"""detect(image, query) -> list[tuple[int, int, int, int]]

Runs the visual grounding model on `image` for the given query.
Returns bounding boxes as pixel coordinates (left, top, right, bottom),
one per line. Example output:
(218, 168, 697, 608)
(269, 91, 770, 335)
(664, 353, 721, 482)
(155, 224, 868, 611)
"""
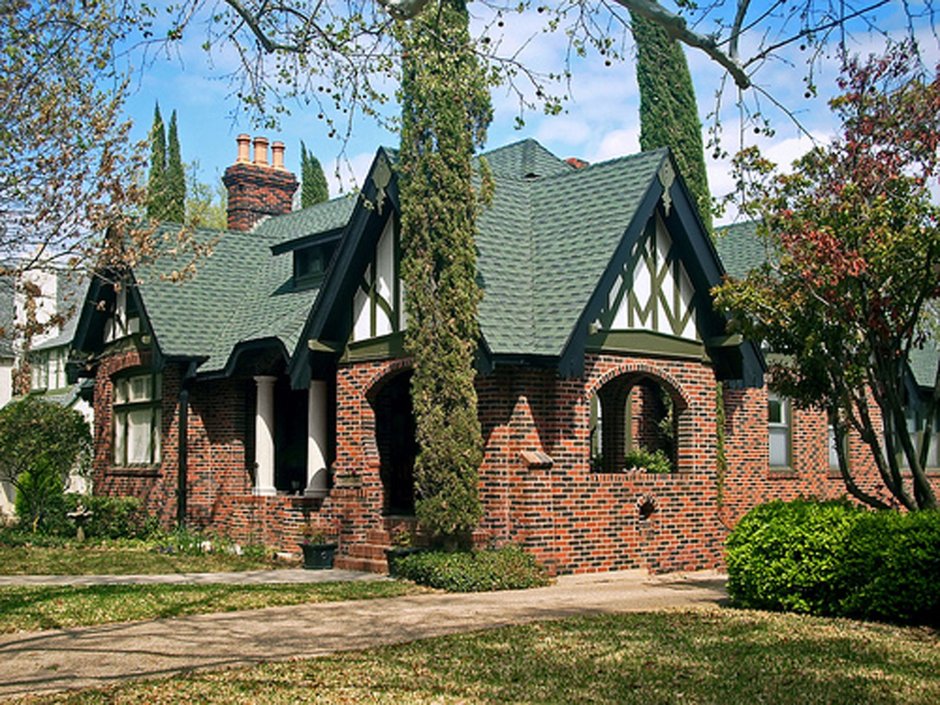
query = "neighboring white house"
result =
(0, 267, 91, 518)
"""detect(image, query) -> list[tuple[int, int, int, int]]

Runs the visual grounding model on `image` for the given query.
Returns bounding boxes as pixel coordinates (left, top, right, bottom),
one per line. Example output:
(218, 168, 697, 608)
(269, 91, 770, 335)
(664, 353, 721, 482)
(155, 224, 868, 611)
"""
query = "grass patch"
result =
(11, 609, 939, 704)
(0, 581, 420, 633)
(0, 541, 288, 575)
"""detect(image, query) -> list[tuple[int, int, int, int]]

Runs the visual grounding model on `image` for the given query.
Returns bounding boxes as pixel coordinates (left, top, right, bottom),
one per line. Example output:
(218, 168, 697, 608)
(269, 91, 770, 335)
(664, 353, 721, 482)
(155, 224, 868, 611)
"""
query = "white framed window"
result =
(113, 372, 161, 466)
(768, 393, 791, 468)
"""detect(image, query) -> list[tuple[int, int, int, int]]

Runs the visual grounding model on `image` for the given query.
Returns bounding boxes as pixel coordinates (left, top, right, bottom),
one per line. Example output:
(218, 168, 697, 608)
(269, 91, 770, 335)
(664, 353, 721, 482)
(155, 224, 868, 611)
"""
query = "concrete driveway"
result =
(0, 569, 727, 699)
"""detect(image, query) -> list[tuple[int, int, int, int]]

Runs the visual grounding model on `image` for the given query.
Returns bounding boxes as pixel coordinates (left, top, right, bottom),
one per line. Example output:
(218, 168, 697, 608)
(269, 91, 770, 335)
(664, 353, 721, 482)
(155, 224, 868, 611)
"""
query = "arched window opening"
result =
(590, 374, 681, 474)
(371, 369, 417, 515)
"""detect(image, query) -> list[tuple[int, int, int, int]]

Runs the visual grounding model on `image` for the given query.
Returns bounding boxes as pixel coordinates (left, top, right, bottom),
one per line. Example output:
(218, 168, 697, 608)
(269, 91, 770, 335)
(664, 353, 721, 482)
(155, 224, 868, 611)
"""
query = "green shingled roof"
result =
(475, 141, 667, 357)
(714, 220, 769, 279)
(133, 197, 351, 372)
(128, 140, 684, 373)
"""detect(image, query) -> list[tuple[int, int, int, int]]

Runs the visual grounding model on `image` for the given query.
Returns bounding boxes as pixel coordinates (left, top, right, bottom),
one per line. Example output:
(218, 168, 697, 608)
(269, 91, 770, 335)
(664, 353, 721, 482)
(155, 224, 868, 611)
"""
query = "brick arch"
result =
(585, 360, 691, 410)
(363, 358, 414, 404)
(585, 359, 692, 473)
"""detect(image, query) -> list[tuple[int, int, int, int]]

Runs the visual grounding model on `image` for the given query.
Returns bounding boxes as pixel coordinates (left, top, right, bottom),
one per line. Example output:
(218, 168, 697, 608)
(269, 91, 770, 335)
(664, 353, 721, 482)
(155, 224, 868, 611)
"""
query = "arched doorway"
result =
(371, 370, 417, 515)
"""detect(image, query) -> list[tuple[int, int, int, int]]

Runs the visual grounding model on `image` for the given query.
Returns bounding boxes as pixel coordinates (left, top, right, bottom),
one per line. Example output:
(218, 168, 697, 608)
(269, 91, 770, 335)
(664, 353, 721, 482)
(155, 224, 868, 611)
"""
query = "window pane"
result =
(770, 428, 789, 467)
(768, 398, 782, 424)
(126, 408, 153, 464)
(828, 427, 839, 469)
(114, 378, 129, 404)
(128, 375, 151, 402)
(114, 412, 126, 465)
(152, 409, 161, 463)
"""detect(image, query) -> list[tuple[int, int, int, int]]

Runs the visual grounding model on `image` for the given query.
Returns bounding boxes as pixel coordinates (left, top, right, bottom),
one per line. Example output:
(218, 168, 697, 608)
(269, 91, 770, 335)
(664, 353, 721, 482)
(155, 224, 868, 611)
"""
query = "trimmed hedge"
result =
(392, 545, 550, 592)
(727, 499, 940, 626)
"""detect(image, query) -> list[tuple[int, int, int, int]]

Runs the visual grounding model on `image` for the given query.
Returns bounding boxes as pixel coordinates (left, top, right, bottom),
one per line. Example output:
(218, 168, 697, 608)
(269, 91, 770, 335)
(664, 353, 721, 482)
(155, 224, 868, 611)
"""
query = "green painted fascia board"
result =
(586, 329, 708, 360)
(342, 331, 405, 363)
(287, 148, 399, 389)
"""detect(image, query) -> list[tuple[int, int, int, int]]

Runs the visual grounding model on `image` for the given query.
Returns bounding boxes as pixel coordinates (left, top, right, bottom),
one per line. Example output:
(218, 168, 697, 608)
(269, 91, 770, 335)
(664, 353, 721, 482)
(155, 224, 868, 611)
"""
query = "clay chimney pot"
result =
(271, 141, 286, 170)
(236, 134, 251, 163)
(253, 136, 270, 167)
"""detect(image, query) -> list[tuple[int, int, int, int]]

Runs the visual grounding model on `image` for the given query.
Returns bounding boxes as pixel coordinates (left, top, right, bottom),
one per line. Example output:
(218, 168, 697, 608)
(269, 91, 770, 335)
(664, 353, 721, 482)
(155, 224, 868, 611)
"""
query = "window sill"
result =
(767, 468, 798, 479)
(107, 466, 160, 477)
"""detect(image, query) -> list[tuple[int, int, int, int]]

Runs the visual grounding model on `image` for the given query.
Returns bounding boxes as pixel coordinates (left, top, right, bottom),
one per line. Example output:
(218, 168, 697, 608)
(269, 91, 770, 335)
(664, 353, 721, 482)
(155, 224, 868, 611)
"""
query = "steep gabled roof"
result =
(75, 195, 353, 375)
(297, 139, 760, 382)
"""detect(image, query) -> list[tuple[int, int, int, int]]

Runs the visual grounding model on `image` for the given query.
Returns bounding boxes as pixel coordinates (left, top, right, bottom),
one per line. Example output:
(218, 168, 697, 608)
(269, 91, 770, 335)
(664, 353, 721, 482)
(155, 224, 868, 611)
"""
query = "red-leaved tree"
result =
(715, 42, 940, 511)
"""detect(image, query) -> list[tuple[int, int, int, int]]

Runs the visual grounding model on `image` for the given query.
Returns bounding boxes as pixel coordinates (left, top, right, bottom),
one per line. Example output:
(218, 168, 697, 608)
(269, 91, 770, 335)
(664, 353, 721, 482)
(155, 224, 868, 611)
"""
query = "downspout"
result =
(177, 361, 200, 530)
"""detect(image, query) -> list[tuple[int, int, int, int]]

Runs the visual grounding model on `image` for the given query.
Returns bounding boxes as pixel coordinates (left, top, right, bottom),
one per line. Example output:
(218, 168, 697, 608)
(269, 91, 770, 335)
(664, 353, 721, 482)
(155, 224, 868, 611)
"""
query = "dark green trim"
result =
(270, 228, 343, 256)
(586, 329, 708, 360)
(559, 156, 666, 377)
(308, 339, 343, 353)
(705, 334, 743, 348)
(343, 331, 405, 363)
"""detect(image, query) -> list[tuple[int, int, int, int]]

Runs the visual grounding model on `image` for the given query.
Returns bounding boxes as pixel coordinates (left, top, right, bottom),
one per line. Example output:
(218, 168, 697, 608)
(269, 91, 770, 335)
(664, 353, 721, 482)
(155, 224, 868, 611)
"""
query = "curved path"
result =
(0, 569, 727, 699)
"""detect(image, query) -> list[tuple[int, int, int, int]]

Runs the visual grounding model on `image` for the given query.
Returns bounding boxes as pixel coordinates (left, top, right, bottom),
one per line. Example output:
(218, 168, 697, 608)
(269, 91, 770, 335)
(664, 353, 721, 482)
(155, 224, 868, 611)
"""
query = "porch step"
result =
(365, 529, 391, 545)
(334, 555, 387, 574)
(347, 542, 389, 561)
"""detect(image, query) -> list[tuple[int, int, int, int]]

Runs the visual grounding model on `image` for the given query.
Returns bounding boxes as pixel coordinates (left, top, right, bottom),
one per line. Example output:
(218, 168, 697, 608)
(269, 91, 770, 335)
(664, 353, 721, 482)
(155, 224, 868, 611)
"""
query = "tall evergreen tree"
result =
(396, 0, 492, 547)
(632, 16, 713, 234)
(300, 141, 329, 207)
(165, 110, 186, 222)
(146, 103, 167, 220)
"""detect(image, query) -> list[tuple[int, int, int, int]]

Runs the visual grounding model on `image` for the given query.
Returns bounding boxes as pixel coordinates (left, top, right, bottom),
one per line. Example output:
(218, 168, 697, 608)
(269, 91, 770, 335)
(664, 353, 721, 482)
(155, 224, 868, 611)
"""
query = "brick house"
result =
(70, 135, 934, 574)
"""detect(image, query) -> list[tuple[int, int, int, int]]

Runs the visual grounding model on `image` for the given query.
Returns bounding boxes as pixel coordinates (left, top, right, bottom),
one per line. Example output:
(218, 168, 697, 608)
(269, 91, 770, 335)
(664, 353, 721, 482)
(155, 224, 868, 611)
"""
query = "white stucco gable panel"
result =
(600, 214, 701, 342)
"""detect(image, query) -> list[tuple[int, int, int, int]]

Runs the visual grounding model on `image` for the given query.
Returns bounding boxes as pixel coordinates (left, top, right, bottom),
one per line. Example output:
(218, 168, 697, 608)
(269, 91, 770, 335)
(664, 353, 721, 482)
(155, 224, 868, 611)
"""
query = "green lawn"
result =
(0, 581, 422, 633)
(0, 541, 290, 575)
(12, 609, 939, 704)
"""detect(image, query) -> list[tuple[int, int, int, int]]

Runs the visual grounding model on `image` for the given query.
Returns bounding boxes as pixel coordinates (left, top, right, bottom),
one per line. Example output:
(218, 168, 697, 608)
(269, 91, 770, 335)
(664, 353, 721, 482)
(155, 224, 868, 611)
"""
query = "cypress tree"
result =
(300, 141, 329, 207)
(395, 0, 492, 547)
(165, 110, 185, 222)
(632, 16, 713, 234)
(146, 103, 167, 220)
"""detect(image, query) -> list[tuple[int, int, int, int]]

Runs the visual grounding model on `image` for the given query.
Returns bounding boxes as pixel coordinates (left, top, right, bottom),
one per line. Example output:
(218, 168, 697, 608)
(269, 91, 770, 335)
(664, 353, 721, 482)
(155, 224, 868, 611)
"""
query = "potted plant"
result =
(385, 526, 425, 577)
(299, 524, 338, 570)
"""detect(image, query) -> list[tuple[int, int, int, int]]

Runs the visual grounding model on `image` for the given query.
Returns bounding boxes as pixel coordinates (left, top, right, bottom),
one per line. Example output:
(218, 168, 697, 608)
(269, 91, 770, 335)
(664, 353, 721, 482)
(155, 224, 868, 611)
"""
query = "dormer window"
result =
(294, 244, 329, 286)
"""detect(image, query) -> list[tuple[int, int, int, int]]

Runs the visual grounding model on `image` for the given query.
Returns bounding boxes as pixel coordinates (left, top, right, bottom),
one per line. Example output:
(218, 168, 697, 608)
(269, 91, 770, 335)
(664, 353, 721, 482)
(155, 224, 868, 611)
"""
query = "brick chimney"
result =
(222, 135, 299, 232)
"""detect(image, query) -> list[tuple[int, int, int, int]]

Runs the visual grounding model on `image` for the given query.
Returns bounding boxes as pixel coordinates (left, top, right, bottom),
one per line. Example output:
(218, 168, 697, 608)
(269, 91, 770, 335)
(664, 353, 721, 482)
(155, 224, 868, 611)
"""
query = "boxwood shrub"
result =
(393, 545, 550, 592)
(727, 498, 940, 626)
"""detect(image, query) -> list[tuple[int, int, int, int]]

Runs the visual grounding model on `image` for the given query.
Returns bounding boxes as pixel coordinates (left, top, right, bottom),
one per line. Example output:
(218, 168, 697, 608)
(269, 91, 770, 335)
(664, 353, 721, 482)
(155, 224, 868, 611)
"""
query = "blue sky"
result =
(120, 3, 938, 224)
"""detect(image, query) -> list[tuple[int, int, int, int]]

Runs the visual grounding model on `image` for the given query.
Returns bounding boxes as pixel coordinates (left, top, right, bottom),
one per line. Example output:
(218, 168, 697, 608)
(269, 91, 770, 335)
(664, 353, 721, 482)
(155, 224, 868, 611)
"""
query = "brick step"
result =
(334, 555, 388, 574)
(346, 543, 389, 561)
(365, 529, 391, 545)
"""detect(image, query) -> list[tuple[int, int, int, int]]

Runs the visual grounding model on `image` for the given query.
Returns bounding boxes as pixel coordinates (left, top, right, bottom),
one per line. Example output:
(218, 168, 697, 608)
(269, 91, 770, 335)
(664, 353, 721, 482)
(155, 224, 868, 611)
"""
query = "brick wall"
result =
(92, 345, 939, 575)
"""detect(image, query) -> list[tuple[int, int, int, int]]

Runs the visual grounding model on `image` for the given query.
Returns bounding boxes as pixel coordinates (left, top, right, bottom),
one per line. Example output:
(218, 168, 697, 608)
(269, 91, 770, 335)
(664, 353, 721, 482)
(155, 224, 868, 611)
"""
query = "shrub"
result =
(624, 447, 673, 474)
(836, 509, 940, 625)
(63, 495, 160, 540)
(0, 397, 92, 533)
(393, 545, 550, 592)
(727, 499, 940, 625)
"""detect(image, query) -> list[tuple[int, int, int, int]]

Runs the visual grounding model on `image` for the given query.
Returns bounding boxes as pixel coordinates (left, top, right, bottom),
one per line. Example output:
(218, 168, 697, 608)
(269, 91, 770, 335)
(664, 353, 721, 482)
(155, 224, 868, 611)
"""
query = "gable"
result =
(351, 216, 405, 343)
(599, 213, 699, 342)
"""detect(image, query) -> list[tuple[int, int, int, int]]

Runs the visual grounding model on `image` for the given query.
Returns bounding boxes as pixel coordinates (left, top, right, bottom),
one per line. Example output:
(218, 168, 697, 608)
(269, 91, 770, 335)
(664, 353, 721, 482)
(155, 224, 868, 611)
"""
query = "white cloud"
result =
(590, 128, 641, 163)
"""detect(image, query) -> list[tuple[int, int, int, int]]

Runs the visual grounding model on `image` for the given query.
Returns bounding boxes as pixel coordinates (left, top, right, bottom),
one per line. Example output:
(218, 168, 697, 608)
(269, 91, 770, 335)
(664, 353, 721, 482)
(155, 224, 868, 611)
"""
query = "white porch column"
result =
(305, 380, 329, 498)
(253, 375, 277, 496)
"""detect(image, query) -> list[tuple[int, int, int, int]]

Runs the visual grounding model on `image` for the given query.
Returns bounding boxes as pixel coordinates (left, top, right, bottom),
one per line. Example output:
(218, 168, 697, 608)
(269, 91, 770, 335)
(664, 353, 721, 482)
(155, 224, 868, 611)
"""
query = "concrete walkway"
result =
(0, 568, 385, 587)
(0, 569, 727, 700)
